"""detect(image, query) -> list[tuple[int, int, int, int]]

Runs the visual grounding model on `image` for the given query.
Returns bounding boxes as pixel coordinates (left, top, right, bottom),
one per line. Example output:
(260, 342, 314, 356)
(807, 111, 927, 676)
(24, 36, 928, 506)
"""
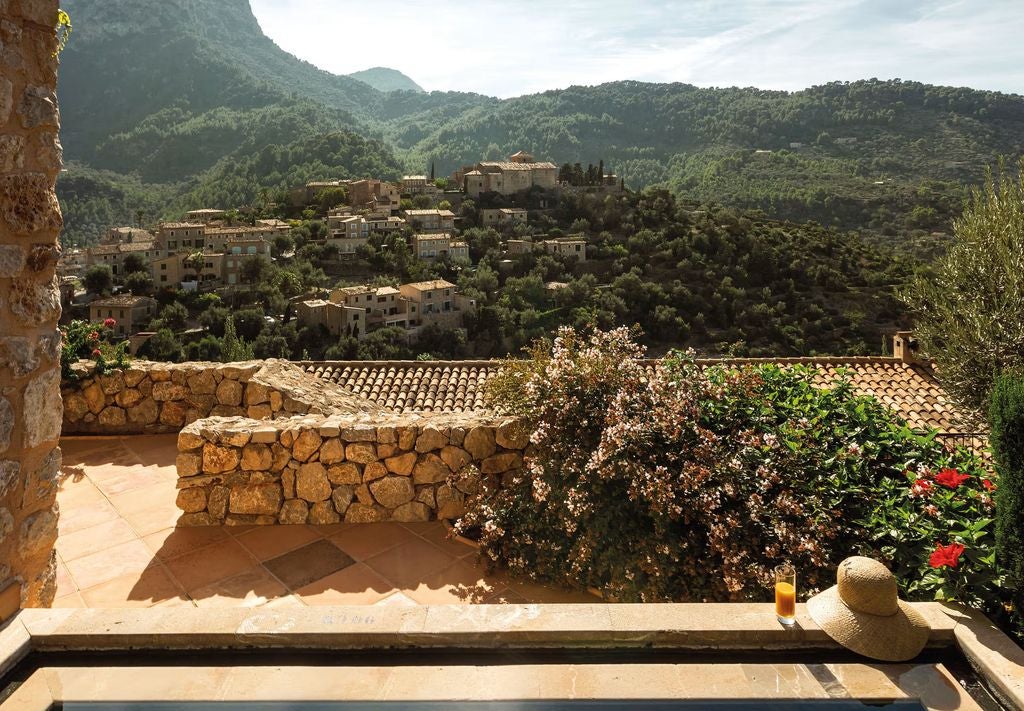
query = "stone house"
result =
(480, 207, 528, 228)
(348, 179, 401, 213)
(542, 237, 587, 262)
(185, 208, 225, 222)
(203, 225, 279, 253)
(455, 152, 558, 198)
(401, 175, 439, 196)
(411, 233, 469, 262)
(402, 209, 455, 233)
(89, 294, 158, 337)
(157, 222, 206, 253)
(85, 240, 163, 280)
(399, 280, 476, 331)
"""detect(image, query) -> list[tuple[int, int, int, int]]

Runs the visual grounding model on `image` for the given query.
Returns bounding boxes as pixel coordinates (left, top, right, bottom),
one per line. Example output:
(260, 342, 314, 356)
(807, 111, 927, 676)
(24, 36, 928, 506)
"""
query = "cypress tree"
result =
(989, 373, 1024, 615)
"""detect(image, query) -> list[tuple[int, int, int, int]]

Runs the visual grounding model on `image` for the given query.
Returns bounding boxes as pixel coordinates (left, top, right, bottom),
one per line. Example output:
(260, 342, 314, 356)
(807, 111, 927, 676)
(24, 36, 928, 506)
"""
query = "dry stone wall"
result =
(62, 359, 385, 435)
(0, 0, 63, 612)
(175, 414, 530, 525)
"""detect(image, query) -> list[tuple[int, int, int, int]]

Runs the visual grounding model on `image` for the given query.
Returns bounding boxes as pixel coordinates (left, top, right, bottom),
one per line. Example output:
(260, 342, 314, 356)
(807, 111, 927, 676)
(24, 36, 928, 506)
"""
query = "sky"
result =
(249, 0, 1024, 98)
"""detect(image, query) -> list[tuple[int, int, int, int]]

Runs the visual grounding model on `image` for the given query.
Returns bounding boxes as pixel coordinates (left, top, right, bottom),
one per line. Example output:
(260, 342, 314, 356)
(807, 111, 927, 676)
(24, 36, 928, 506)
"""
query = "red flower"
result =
(88, 331, 99, 341)
(910, 478, 932, 497)
(103, 318, 117, 328)
(929, 542, 965, 569)
(982, 479, 996, 492)
(934, 468, 970, 489)
(91, 348, 101, 357)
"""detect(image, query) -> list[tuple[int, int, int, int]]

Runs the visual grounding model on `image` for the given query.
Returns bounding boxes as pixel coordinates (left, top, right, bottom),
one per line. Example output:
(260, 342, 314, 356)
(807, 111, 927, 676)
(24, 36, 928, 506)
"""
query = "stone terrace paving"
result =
(53, 435, 599, 609)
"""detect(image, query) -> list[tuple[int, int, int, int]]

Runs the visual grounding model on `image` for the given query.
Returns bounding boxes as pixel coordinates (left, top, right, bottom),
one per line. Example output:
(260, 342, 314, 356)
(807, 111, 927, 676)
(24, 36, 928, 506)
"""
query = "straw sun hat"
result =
(806, 556, 929, 662)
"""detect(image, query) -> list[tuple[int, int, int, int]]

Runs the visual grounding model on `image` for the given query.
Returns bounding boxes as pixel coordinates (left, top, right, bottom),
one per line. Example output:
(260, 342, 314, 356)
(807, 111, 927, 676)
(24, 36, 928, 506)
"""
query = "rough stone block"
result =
(115, 388, 143, 409)
(319, 438, 345, 464)
(216, 378, 243, 407)
(0, 77, 11, 125)
(229, 483, 282, 515)
(160, 401, 187, 427)
(17, 508, 57, 560)
(346, 441, 377, 464)
(292, 429, 322, 462)
(22, 369, 60, 448)
(176, 487, 207, 513)
(392, 501, 431, 523)
(436, 484, 466, 520)
(327, 462, 361, 485)
(128, 398, 159, 426)
(0, 244, 25, 278)
(362, 461, 388, 483)
(331, 485, 354, 515)
(309, 500, 340, 525)
(152, 381, 188, 402)
(340, 424, 376, 442)
(415, 425, 446, 453)
(464, 426, 497, 460)
(496, 420, 530, 449)
(176, 452, 202, 477)
(245, 381, 270, 406)
(202, 443, 240, 474)
(412, 453, 450, 485)
(440, 445, 471, 473)
(241, 443, 272, 471)
(9, 275, 60, 327)
(0, 398, 11, 454)
(279, 499, 308, 524)
(386, 451, 417, 476)
(296, 461, 331, 502)
(97, 406, 126, 426)
(247, 404, 272, 420)
(344, 503, 385, 523)
(0, 336, 37, 378)
(251, 426, 277, 444)
(370, 476, 415, 509)
(177, 427, 204, 451)
(481, 452, 523, 474)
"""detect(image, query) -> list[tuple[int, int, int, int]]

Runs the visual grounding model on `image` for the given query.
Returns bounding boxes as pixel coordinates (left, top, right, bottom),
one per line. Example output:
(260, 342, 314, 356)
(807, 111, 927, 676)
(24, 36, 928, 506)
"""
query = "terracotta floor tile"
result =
(51, 591, 87, 608)
(79, 564, 187, 608)
(55, 475, 106, 507)
(91, 463, 172, 499)
(416, 523, 478, 559)
(481, 587, 530, 604)
(57, 496, 121, 536)
(142, 526, 230, 561)
(263, 594, 307, 609)
(121, 501, 182, 537)
(65, 539, 157, 591)
(55, 555, 77, 597)
(374, 591, 419, 607)
(107, 481, 177, 516)
(191, 567, 288, 608)
(56, 517, 140, 563)
(294, 563, 394, 605)
(363, 538, 456, 589)
(397, 521, 439, 536)
(402, 558, 503, 604)
(235, 524, 322, 562)
(163, 537, 258, 593)
(329, 522, 418, 561)
(120, 435, 179, 467)
(264, 539, 355, 591)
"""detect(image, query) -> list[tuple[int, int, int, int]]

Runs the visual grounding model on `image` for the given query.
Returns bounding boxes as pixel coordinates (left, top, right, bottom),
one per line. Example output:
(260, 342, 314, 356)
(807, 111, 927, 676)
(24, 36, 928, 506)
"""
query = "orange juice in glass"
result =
(774, 563, 796, 625)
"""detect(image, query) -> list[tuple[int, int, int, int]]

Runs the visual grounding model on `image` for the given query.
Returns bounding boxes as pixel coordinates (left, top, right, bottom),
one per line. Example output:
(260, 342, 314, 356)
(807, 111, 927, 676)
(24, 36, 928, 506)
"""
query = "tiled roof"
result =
(305, 361, 494, 414)
(302, 357, 967, 433)
(91, 294, 156, 308)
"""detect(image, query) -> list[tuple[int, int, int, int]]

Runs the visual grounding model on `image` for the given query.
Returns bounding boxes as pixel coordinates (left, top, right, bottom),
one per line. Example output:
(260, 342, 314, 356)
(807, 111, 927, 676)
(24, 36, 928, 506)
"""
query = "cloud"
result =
(249, 0, 1024, 97)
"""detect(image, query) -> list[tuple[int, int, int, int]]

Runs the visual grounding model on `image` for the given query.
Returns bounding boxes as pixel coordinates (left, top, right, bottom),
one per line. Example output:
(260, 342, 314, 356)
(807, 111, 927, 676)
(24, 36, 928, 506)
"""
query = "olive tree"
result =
(901, 159, 1024, 419)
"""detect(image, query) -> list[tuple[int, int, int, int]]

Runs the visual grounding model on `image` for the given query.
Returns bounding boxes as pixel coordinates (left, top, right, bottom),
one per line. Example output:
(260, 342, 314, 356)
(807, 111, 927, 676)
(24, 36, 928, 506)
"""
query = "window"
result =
(443, 301, 451, 312)
(161, 263, 167, 270)
(160, 275, 167, 282)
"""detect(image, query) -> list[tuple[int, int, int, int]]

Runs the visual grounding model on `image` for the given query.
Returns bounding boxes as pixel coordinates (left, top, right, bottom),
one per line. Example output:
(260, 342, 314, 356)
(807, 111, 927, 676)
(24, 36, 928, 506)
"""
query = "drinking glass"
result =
(774, 563, 796, 626)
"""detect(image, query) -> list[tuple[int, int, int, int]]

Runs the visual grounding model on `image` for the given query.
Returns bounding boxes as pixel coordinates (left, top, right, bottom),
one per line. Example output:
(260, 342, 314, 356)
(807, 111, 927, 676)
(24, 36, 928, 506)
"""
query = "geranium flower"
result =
(910, 478, 932, 497)
(929, 542, 965, 569)
(88, 331, 99, 341)
(91, 348, 101, 357)
(923, 504, 939, 517)
(934, 468, 970, 489)
(982, 479, 996, 492)
(103, 318, 117, 328)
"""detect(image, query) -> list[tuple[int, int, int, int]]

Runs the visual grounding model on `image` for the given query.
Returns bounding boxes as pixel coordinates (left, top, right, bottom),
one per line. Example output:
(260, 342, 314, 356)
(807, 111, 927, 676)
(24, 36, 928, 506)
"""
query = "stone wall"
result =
(0, 0, 63, 611)
(175, 414, 530, 525)
(62, 359, 385, 435)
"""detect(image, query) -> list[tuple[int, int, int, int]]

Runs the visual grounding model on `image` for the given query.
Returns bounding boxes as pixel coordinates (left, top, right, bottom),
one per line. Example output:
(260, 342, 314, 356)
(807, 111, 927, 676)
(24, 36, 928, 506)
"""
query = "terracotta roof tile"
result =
(303, 357, 969, 434)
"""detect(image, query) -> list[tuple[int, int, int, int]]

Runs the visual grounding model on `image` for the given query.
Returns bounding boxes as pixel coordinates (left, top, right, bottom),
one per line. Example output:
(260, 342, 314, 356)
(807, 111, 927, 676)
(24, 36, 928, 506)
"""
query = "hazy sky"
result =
(249, 0, 1024, 98)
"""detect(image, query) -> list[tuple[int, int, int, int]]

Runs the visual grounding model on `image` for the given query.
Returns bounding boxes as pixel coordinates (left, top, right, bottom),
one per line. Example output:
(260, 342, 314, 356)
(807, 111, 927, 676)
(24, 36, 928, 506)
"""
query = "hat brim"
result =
(806, 585, 930, 662)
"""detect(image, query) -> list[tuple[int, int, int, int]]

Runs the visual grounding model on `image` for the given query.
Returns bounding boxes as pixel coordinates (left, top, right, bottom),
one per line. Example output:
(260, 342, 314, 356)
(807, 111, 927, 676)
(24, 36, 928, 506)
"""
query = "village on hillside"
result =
(58, 152, 617, 358)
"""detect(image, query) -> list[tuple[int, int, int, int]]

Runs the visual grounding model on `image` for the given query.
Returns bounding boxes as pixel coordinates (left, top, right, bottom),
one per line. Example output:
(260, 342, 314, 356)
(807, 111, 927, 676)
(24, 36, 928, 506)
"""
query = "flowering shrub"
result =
(463, 326, 1002, 616)
(60, 319, 130, 380)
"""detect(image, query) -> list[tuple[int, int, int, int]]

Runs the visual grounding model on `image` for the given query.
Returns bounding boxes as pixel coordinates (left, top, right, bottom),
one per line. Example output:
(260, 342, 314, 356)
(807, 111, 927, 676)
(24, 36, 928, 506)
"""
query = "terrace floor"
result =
(53, 435, 600, 609)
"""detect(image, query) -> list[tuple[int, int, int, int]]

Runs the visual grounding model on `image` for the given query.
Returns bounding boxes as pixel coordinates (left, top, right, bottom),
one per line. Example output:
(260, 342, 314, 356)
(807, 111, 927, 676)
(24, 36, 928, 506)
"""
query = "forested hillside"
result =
(57, 0, 1024, 248)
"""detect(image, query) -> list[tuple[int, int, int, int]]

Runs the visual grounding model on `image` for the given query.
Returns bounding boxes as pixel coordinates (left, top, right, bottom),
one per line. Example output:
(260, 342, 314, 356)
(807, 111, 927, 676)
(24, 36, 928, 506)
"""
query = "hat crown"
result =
(836, 556, 899, 616)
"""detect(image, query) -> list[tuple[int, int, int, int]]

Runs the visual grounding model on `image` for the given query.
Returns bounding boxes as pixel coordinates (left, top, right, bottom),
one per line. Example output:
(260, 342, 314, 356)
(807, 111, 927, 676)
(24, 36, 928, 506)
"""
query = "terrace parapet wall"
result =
(174, 414, 530, 526)
(61, 359, 385, 435)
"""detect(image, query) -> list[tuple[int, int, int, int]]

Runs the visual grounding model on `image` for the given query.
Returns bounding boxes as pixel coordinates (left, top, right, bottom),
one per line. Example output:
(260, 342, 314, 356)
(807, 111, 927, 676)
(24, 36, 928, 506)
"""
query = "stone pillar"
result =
(0, 0, 64, 613)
